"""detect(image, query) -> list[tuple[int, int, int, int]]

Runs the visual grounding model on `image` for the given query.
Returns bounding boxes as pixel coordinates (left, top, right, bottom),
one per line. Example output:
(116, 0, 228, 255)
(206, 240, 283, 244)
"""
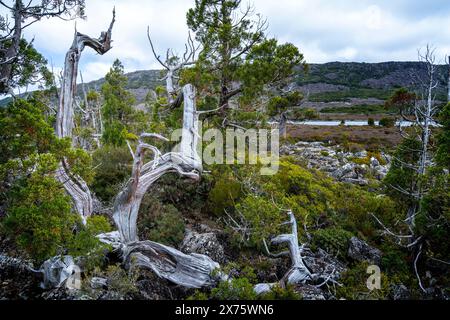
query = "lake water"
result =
(273, 120, 441, 127)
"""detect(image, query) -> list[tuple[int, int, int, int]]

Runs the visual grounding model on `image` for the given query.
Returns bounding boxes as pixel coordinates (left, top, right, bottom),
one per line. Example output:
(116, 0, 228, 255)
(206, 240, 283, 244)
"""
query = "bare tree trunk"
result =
(56, 10, 115, 222)
(103, 84, 219, 288)
(0, 0, 22, 94)
(255, 211, 340, 295)
(113, 84, 202, 243)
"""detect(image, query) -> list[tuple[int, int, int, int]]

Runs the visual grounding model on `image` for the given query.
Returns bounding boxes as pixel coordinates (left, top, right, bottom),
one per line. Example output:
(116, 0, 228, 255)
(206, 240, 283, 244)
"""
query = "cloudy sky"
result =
(13, 0, 450, 82)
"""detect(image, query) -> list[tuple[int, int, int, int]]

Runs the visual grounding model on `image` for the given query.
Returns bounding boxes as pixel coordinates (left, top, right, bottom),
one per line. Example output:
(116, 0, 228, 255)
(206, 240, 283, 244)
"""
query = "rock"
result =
(355, 151, 368, 158)
(342, 178, 369, 186)
(293, 284, 327, 300)
(391, 284, 411, 300)
(370, 157, 380, 168)
(181, 229, 226, 264)
(348, 237, 382, 265)
(40, 255, 80, 289)
(331, 163, 355, 179)
(279, 142, 391, 185)
(90, 277, 108, 290)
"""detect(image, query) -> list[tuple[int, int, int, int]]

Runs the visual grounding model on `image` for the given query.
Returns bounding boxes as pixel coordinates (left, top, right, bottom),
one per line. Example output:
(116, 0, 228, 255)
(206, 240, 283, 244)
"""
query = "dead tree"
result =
(254, 210, 340, 295)
(56, 9, 115, 222)
(147, 27, 197, 105)
(406, 45, 440, 230)
(75, 72, 102, 150)
(97, 84, 221, 288)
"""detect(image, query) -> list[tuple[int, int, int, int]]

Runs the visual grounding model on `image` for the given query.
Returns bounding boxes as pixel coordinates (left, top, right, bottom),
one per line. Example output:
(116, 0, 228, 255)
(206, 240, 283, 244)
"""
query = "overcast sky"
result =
(13, 0, 450, 82)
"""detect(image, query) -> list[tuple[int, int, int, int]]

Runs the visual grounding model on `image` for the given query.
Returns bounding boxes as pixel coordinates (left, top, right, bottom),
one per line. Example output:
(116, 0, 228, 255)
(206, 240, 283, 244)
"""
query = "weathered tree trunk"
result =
(261, 211, 312, 287)
(0, 0, 22, 94)
(113, 84, 201, 243)
(56, 10, 115, 222)
(104, 84, 219, 288)
(255, 211, 341, 295)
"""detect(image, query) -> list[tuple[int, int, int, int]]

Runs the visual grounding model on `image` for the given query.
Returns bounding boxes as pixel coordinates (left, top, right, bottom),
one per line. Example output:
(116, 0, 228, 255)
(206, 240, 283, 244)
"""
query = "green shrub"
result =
(67, 215, 113, 271)
(208, 175, 242, 216)
(312, 227, 353, 259)
(234, 195, 281, 248)
(210, 277, 258, 300)
(2, 174, 77, 263)
(368, 118, 375, 126)
(138, 196, 185, 247)
(259, 284, 301, 300)
(91, 145, 132, 203)
(336, 262, 391, 300)
(84, 264, 139, 298)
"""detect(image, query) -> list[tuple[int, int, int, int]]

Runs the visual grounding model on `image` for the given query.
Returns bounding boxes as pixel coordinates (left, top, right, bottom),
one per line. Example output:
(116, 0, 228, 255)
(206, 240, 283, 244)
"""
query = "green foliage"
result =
(311, 228, 353, 259)
(138, 196, 186, 247)
(210, 277, 258, 300)
(351, 151, 386, 166)
(91, 145, 132, 203)
(208, 174, 242, 216)
(101, 59, 138, 146)
(0, 38, 53, 93)
(186, 0, 305, 113)
(85, 264, 139, 298)
(259, 284, 301, 300)
(0, 98, 56, 163)
(384, 137, 422, 206)
(336, 262, 391, 300)
(368, 118, 375, 126)
(436, 103, 450, 169)
(67, 215, 112, 257)
(235, 195, 280, 248)
(2, 173, 76, 263)
(268, 96, 289, 117)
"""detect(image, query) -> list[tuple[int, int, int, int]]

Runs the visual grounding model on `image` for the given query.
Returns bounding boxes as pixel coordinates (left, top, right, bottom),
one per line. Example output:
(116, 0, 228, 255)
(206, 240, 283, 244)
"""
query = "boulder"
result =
(348, 237, 382, 265)
(331, 163, 355, 179)
(90, 277, 108, 290)
(293, 284, 327, 300)
(181, 229, 226, 264)
(370, 157, 380, 168)
(391, 284, 411, 300)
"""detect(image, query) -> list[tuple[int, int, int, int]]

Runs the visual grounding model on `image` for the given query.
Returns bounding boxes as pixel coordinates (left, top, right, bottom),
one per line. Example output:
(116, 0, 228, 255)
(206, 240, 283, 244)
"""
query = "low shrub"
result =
(138, 196, 185, 247)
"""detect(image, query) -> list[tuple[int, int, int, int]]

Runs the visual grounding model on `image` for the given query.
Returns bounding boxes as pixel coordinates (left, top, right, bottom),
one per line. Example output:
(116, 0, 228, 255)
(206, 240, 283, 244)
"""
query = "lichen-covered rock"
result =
(391, 284, 411, 300)
(281, 142, 391, 185)
(293, 284, 327, 300)
(348, 237, 382, 265)
(181, 228, 226, 264)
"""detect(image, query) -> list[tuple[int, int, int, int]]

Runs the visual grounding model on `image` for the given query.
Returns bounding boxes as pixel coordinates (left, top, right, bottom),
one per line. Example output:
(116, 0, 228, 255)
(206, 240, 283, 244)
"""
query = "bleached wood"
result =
(55, 9, 115, 221)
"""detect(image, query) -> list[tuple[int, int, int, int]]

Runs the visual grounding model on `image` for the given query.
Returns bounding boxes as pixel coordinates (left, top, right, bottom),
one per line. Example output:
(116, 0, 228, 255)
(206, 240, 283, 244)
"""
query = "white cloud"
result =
(3, 0, 448, 81)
